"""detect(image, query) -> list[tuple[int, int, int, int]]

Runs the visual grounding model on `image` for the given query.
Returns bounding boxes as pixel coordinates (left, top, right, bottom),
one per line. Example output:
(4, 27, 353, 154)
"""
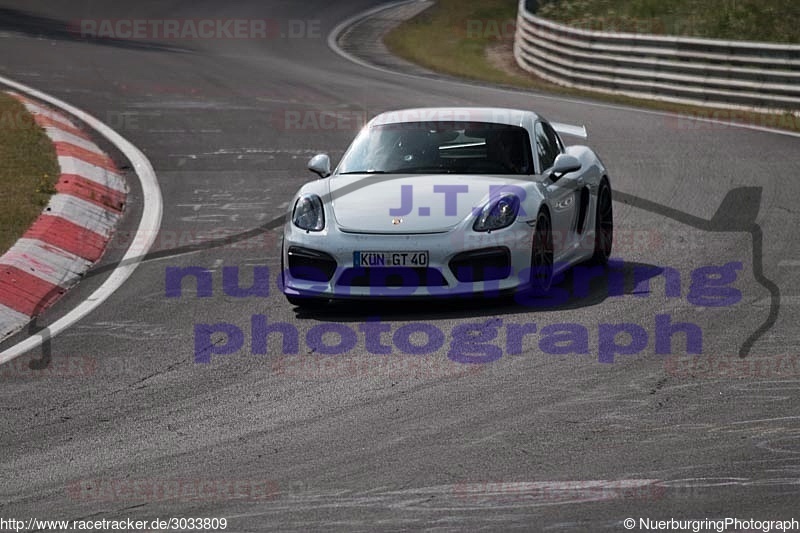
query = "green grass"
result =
(383, 0, 800, 133)
(537, 0, 800, 43)
(0, 92, 60, 254)
(385, 0, 524, 84)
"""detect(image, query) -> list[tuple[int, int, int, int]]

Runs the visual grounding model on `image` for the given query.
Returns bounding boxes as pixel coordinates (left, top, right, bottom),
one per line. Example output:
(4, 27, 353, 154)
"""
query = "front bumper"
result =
(282, 221, 535, 299)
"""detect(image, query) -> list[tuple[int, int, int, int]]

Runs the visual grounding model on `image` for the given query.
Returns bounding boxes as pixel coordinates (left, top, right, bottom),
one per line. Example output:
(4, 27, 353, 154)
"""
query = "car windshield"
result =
(336, 121, 534, 175)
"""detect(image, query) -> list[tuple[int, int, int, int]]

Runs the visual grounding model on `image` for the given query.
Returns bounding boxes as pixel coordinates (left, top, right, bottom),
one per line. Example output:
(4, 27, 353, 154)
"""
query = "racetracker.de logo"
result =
(272, 109, 368, 132)
(71, 18, 321, 40)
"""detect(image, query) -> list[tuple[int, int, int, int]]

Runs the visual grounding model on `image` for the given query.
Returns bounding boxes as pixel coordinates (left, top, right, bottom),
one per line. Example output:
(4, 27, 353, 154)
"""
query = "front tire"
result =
(592, 179, 613, 264)
(529, 209, 554, 292)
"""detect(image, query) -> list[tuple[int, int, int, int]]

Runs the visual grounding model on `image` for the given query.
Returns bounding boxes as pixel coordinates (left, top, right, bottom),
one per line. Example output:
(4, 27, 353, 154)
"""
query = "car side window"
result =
(543, 122, 564, 154)
(535, 121, 562, 172)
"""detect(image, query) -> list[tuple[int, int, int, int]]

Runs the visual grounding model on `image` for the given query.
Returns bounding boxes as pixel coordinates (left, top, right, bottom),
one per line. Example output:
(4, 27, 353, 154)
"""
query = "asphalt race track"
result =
(1, 1, 800, 531)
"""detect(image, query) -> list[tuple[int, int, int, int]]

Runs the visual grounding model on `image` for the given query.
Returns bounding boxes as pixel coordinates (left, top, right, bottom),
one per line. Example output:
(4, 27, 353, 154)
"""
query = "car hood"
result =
(327, 174, 530, 233)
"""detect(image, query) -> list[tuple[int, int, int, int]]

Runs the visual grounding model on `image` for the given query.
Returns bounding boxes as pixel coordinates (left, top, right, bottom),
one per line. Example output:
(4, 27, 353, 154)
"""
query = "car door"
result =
(535, 121, 579, 261)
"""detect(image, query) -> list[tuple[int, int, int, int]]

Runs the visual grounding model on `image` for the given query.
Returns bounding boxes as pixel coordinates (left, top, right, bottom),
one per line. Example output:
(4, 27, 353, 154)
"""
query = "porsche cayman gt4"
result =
(281, 107, 613, 307)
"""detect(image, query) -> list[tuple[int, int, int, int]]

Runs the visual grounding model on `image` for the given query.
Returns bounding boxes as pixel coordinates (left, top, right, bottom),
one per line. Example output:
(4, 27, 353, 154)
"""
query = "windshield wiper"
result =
(338, 170, 393, 174)
(399, 166, 456, 174)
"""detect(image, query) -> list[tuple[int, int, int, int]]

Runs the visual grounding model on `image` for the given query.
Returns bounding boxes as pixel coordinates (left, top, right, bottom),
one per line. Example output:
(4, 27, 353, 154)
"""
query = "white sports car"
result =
(281, 107, 613, 307)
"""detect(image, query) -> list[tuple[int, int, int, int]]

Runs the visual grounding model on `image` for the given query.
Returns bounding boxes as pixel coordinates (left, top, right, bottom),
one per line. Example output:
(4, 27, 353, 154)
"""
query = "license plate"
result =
(354, 251, 429, 268)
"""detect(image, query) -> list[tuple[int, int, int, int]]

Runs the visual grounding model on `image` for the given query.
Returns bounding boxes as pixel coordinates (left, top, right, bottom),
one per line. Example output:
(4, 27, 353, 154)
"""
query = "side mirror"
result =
(308, 153, 331, 178)
(549, 154, 581, 181)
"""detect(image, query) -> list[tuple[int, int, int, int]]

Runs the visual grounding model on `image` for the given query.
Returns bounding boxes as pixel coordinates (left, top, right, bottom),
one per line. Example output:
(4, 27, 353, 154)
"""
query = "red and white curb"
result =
(0, 92, 127, 341)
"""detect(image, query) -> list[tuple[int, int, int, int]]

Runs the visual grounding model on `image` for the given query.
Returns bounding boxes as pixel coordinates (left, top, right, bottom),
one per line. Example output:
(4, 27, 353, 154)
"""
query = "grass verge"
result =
(0, 92, 60, 255)
(537, 0, 800, 44)
(383, 0, 800, 134)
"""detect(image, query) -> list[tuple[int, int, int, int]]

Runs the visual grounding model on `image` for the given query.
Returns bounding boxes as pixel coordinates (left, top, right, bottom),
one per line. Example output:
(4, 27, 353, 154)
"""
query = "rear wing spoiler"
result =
(551, 122, 588, 139)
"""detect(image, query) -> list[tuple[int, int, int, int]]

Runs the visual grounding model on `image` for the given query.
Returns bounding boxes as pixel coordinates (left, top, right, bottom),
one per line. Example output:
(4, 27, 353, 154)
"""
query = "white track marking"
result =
(327, 1, 800, 140)
(0, 306, 29, 340)
(15, 97, 77, 128)
(57, 156, 127, 192)
(0, 75, 163, 364)
(44, 127, 104, 154)
(44, 194, 120, 236)
(0, 238, 91, 286)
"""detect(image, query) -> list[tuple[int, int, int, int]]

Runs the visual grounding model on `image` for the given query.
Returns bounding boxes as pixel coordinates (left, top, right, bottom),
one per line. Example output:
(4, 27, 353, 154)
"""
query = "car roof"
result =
(368, 107, 540, 128)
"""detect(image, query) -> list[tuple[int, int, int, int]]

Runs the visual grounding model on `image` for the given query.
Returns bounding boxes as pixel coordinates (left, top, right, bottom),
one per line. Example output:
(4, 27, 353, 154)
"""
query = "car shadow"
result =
(293, 260, 664, 322)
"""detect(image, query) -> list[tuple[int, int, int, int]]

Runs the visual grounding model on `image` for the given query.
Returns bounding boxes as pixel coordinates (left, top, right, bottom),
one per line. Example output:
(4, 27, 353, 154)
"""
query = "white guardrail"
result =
(513, 0, 800, 113)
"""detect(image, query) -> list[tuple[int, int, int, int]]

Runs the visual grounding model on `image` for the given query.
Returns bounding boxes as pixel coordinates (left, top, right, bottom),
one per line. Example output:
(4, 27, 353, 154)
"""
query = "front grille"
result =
(449, 247, 511, 282)
(287, 246, 337, 282)
(337, 267, 448, 287)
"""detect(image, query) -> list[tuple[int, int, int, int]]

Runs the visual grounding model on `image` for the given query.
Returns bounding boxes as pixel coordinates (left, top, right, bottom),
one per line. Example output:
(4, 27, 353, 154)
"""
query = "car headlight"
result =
(292, 194, 325, 231)
(473, 194, 520, 232)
